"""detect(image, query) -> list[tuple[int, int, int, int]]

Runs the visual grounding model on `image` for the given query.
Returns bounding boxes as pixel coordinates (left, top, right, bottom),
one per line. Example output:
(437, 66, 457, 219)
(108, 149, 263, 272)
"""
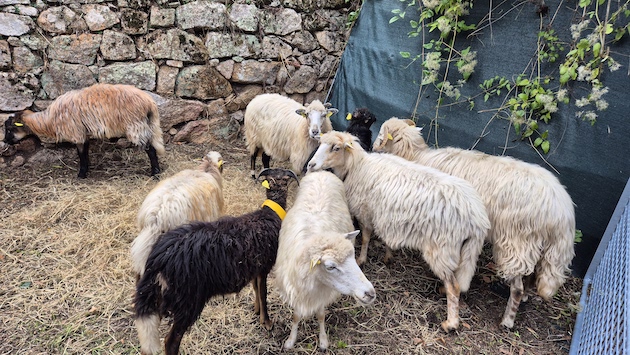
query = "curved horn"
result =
(286, 169, 300, 186)
(324, 102, 332, 108)
(256, 168, 273, 181)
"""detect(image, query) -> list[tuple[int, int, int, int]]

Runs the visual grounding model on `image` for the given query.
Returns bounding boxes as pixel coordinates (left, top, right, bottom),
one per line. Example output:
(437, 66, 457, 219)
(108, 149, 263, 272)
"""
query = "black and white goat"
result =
(133, 168, 299, 355)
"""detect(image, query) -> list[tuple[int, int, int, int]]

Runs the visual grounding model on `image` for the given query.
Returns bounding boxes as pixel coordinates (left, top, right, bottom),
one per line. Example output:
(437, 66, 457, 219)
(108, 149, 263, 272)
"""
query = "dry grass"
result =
(0, 135, 580, 354)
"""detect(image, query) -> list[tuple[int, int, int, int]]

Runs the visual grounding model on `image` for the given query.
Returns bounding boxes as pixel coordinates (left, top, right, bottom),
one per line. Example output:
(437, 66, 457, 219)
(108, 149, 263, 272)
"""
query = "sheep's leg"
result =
(522, 273, 536, 302)
(500, 276, 524, 328)
(261, 152, 271, 169)
(357, 226, 372, 265)
(284, 312, 301, 349)
(383, 245, 394, 264)
(250, 147, 260, 178)
(145, 145, 161, 176)
(164, 320, 188, 355)
(252, 278, 260, 314)
(441, 275, 461, 332)
(76, 141, 90, 178)
(255, 275, 272, 330)
(317, 308, 329, 350)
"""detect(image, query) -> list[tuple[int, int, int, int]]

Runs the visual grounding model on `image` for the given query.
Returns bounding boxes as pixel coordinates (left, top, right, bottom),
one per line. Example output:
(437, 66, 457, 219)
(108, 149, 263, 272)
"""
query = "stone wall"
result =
(0, 0, 355, 149)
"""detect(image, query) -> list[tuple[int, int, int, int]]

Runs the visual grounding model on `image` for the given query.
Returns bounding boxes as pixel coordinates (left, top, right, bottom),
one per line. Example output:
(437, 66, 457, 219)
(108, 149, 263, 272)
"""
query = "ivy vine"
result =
(390, 0, 629, 157)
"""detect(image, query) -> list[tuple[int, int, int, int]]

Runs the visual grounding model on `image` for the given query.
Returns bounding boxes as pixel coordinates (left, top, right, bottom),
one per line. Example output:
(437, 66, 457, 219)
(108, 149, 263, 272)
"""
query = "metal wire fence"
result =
(570, 179, 630, 355)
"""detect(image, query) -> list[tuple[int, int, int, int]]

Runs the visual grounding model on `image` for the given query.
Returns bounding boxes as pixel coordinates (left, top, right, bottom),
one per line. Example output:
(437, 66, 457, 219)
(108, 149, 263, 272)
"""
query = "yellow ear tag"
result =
(14, 122, 24, 127)
(387, 133, 393, 141)
(218, 160, 223, 169)
(326, 111, 333, 118)
(309, 258, 321, 271)
(344, 142, 353, 150)
(262, 180, 270, 189)
(345, 113, 352, 121)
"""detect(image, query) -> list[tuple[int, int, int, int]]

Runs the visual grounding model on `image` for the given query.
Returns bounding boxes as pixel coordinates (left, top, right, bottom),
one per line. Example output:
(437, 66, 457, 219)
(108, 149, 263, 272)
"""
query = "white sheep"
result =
(307, 131, 490, 332)
(274, 171, 376, 350)
(3, 83, 165, 178)
(244, 93, 338, 177)
(373, 117, 576, 328)
(130, 151, 225, 280)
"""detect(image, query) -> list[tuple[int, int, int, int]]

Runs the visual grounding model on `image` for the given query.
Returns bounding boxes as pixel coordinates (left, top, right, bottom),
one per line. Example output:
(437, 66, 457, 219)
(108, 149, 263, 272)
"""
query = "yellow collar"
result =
(261, 200, 286, 220)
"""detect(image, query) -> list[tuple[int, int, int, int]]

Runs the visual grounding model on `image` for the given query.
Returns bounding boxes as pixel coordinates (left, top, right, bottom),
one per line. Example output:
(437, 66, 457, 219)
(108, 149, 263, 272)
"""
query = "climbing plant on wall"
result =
(390, 0, 628, 159)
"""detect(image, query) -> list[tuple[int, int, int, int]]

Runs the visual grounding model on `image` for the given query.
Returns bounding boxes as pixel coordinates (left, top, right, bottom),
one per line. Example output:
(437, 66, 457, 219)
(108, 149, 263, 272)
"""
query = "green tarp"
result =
(328, 0, 630, 276)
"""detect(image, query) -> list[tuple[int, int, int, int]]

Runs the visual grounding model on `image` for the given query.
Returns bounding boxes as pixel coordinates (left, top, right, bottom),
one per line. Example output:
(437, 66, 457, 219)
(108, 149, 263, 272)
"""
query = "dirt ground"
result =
(0, 134, 581, 354)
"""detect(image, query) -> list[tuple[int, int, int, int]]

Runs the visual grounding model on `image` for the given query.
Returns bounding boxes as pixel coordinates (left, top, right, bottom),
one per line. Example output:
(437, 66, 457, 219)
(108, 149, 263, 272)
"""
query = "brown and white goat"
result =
(3, 83, 165, 178)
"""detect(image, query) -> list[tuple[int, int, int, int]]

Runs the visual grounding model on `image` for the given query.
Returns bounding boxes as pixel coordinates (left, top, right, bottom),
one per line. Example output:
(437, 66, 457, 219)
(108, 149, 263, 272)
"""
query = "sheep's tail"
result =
(130, 224, 162, 278)
(535, 217, 575, 300)
(147, 103, 165, 156)
(455, 232, 485, 293)
(134, 266, 163, 355)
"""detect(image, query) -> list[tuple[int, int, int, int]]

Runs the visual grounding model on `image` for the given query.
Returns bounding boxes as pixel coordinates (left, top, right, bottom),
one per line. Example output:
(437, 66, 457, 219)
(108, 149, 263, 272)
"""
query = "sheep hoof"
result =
(356, 256, 366, 266)
(283, 338, 296, 349)
(500, 318, 515, 329)
(262, 319, 273, 331)
(441, 320, 459, 332)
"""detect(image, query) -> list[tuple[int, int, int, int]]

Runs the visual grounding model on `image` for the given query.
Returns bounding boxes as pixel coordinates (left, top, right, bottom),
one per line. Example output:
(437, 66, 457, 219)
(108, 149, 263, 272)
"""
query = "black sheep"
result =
(345, 107, 377, 151)
(134, 168, 299, 355)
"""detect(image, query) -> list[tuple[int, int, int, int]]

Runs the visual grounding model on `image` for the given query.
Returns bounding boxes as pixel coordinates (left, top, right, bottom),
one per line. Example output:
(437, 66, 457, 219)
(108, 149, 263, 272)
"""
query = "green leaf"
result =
(534, 137, 543, 147)
(389, 17, 400, 24)
(541, 140, 550, 153)
(20, 281, 32, 289)
(605, 24, 614, 34)
(517, 79, 530, 86)
(578, 0, 591, 7)
(400, 51, 411, 58)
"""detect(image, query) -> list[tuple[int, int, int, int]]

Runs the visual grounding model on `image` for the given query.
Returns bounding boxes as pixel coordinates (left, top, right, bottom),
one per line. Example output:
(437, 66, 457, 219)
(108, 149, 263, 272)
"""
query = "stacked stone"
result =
(0, 0, 353, 144)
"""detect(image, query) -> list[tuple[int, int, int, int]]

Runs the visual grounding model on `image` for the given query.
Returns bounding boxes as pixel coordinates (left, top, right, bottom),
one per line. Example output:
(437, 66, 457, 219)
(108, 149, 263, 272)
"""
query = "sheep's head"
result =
(3, 111, 33, 144)
(296, 100, 338, 140)
(373, 117, 426, 158)
(347, 107, 377, 128)
(257, 168, 299, 205)
(202, 151, 224, 174)
(309, 231, 376, 306)
(307, 131, 362, 180)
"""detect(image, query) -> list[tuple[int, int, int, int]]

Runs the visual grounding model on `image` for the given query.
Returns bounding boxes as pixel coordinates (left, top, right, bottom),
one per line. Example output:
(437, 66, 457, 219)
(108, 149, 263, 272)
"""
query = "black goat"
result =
(134, 168, 299, 355)
(301, 107, 377, 174)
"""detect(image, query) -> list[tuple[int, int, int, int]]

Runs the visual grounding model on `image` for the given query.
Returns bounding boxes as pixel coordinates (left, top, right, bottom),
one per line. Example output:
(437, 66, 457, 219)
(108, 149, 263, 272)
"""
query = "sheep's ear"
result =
(310, 257, 322, 271)
(416, 127, 423, 135)
(403, 119, 416, 127)
(344, 230, 360, 240)
(346, 112, 352, 121)
(344, 141, 354, 150)
(296, 109, 307, 117)
(261, 180, 270, 189)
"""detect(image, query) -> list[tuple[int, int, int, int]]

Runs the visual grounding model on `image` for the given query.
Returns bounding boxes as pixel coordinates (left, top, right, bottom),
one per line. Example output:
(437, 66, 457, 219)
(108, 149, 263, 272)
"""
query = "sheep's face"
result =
(307, 132, 359, 179)
(3, 112, 32, 144)
(204, 151, 224, 173)
(350, 108, 377, 127)
(373, 117, 421, 154)
(257, 168, 299, 194)
(312, 231, 376, 306)
(296, 102, 337, 140)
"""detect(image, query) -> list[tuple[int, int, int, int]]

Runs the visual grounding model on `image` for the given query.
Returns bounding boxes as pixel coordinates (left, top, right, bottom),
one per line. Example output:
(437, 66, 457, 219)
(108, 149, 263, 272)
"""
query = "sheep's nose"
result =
(364, 289, 376, 303)
(307, 161, 315, 171)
